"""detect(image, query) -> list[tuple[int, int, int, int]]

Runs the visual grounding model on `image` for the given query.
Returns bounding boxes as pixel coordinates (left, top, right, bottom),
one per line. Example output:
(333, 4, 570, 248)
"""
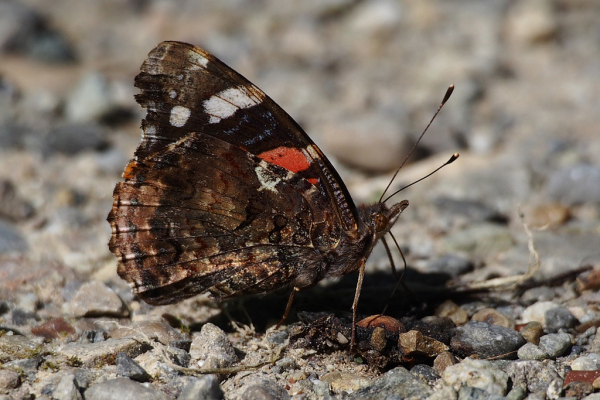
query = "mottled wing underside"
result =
(108, 41, 365, 304)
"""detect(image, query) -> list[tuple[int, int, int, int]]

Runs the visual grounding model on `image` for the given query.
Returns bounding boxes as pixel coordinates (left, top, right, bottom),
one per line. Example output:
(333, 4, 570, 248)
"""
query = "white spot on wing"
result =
(169, 106, 191, 127)
(203, 87, 262, 124)
(255, 165, 280, 193)
(189, 51, 209, 69)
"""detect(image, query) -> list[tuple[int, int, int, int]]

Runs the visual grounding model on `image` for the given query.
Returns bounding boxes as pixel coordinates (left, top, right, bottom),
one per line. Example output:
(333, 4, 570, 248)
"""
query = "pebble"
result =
(571, 353, 600, 371)
(110, 318, 188, 346)
(546, 164, 600, 205)
(450, 321, 525, 359)
(521, 287, 556, 304)
(54, 374, 82, 400)
(0, 220, 27, 254)
(521, 301, 559, 326)
(58, 338, 150, 368)
(241, 379, 290, 400)
(432, 197, 501, 223)
(435, 300, 469, 326)
(426, 386, 458, 400)
(85, 378, 174, 400)
(544, 307, 578, 333)
(518, 321, 544, 345)
(564, 380, 594, 399)
(433, 351, 457, 375)
(31, 317, 75, 339)
(506, 360, 561, 393)
(504, 0, 558, 44)
(410, 364, 440, 385)
(177, 375, 223, 400)
(189, 323, 237, 369)
(517, 342, 549, 361)
(62, 281, 128, 318)
(0, 179, 34, 221)
(440, 223, 514, 257)
(0, 369, 20, 389)
(398, 330, 449, 358)
(442, 358, 508, 395)
(320, 371, 371, 393)
(457, 385, 505, 400)
(65, 74, 114, 123)
(41, 124, 108, 156)
(471, 308, 515, 329)
(116, 352, 151, 382)
(348, 367, 433, 399)
(538, 333, 572, 358)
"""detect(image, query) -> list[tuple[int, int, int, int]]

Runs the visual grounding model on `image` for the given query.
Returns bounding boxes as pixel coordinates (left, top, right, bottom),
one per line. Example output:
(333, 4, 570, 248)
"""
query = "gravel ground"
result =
(1, 0, 600, 399)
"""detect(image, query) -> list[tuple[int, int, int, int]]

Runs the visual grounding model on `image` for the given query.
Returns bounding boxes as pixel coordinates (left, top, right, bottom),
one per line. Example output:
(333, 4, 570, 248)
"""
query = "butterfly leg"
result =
(276, 287, 301, 329)
(350, 259, 367, 351)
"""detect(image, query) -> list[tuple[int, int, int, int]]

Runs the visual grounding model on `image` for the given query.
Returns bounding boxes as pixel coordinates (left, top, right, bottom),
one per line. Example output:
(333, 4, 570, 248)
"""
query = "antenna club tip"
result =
(442, 85, 454, 105)
(448, 153, 459, 163)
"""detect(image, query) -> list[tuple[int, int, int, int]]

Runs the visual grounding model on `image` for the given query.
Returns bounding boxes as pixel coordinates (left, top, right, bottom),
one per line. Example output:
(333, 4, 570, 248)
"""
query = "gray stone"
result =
(538, 333, 571, 358)
(521, 301, 559, 326)
(63, 281, 128, 318)
(441, 223, 514, 258)
(450, 321, 525, 359)
(571, 353, 600, 371)
(506, 360, 561, 393)
(411, 364, 440, 385)
(426, 386, 458, 400)
(349, 367, 433, 399)
(505, 385, 527, 400)
(442, 358, 508, 395)
(85, 378, 174, 400)
(0, 220, 27, 254)
(241, 379, 290, 400)
(546, 164, 600, 205)
(54, 374, 82, 400)
(116, 352, 151, 382)
(517, 342, 549, 360)
(458, 386, 505, 400)
(41, 124, 108, 156)
(58, 338, 150, 368)
(65, 74, 113, 123)
(177, 375, 223, 400)
(428, 254, 474, 276)
(190, 323, 237, 369)
(0, 369, 20, 389)
(544, 307, 578, 333)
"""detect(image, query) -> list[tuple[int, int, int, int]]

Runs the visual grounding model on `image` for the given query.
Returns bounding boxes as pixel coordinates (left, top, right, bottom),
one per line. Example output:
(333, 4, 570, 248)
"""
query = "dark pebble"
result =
(348, 367, 432, 399)
(178, 375, 223, 400)
(40, 124, 108, 156)
(241, 379, 290, 400)
(410, 364, 440, 384)
(450, 321, 525, 359)
(116, 352, 151, 382)
(11, 309, 39, 326)
(428, 254, 474, 276)
(169, 339, 192, 352)
(544, 307, 578, 333)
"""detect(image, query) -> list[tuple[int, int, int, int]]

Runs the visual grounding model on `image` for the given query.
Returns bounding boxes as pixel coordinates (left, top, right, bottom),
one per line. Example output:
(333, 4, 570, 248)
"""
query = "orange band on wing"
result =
(258, 147, 311, 173)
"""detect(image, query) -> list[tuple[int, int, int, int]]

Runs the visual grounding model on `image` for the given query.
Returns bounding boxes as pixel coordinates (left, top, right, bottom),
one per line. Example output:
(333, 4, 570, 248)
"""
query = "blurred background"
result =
(1, 0, 599, 316)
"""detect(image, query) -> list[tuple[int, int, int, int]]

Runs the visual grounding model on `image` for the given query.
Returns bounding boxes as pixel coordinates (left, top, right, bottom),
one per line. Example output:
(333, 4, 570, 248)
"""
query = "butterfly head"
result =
(363, 199, 409, 240)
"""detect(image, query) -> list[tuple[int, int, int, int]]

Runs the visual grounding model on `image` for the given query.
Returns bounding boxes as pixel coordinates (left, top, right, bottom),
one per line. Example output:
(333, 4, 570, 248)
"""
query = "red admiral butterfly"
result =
(107, 41, 454, 347)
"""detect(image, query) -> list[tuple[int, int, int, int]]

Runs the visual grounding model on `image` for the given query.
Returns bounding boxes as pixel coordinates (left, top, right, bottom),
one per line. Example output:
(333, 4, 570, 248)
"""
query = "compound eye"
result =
(374, 214, 389, 232)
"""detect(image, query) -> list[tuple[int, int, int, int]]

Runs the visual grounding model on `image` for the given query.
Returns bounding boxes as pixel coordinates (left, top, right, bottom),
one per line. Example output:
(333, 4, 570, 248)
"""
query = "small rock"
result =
(190, 323, 237, 369)
(545, 378, 563, 400)
(177, 375, 223, 400)
(241, 379, 290, 400)
(527, 203, 570, 228)
(411, 364, 440, 385)
(564, 370, 600, 386)
(54, 374, 82, 400)
(63, 281, 128, 318)
(346, 0, 403, 34)
(349, 367, 433, 399)
(564, 380, 594, 399)
(320, 371, 371, 393)
(457, 386, 504, 400)
(450, 321, 525, 359)
(0, 220, 27, 254)
(506, 360, 561, 393)
(504, 0, 558, 45)
(518, 321, 544, 345)
(521, 287, 555, 304)
(0, 179, 34, 221)
(3, 357, 42, 381)
(435, 300, 469, 326)
(505, 385, 527, 400)
(433, 351, 457, 375)
(572, 354, 600, 371)
(433, 197, 501, 223)
(399, 330, 449, 358)
(544, 307, 578, 333)
(538, 333, 571, 358)
(65, 74, 113, 123)
(370, 327, 387, 352)
(85, 378, 174, 400)
(266, 330, 289, 345)
(110, 318, 187, 346)
(0, 369, 20, 389)
(546, 164, 600, 205)
(58, 338, 150, 368)
(440, 223, 514, 257)
(521, 301, 559, 326)
(472, 308, 514, 329)
(442, 358, 508, 395)
(116, 352, 151, 382)
(517, 342, 549, 360)
(31, 318, 75, 339)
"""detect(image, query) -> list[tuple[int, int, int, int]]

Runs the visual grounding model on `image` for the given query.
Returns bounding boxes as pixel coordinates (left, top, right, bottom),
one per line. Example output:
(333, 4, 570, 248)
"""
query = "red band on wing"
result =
(258, 147, 319, 186)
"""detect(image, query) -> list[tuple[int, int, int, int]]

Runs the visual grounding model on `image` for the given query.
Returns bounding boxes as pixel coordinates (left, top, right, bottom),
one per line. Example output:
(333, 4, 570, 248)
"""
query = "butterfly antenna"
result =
(383, 152, 459, 203)
(379, 84, 455, 203)
(381, 231, 412, 315)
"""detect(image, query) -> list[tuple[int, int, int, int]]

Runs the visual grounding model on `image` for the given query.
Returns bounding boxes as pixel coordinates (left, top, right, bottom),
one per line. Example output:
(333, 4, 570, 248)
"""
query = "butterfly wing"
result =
(108, 41, 359, 304)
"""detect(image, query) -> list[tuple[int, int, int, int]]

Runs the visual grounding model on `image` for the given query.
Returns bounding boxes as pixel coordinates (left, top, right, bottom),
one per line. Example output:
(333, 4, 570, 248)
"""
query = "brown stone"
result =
(398, 330, 449, 358)
(31, 317, 75, 339)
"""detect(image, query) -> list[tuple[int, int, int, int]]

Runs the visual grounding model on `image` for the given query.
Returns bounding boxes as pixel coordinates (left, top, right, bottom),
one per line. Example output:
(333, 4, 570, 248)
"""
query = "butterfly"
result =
(107, 41, 454, 347)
